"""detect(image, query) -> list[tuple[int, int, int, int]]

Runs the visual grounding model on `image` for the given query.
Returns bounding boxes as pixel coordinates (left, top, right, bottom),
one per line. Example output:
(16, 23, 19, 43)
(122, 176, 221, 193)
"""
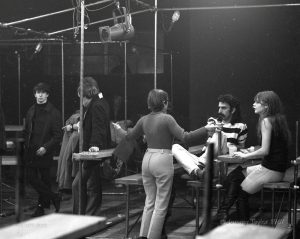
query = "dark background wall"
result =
(188, 5, 300, 148)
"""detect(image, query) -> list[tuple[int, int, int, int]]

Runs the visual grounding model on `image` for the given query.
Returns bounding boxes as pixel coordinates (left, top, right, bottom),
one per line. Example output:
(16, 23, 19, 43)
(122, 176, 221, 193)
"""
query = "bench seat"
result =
(0, 155, 17, 166)
(0, 213, 106, 239)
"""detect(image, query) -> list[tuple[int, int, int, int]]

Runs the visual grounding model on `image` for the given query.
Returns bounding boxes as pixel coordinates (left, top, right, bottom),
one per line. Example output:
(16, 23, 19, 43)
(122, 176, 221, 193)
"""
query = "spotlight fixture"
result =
(99, 7, 134, 42)
(165, 10, 180, 32)
(33, 42, 43, 54)
(29, 41, 43, 60)
(171, 10, 180, 23)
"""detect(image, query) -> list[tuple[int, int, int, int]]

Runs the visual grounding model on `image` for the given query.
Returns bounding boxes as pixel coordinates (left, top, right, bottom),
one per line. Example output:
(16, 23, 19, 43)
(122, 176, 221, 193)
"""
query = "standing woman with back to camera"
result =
(113, 89, 211, 239)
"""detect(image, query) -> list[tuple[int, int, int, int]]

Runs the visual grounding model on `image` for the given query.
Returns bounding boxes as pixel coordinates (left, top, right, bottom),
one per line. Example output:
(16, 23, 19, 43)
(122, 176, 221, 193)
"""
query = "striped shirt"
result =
(200, 122, 248, 155)
(222, 122, 248, 148)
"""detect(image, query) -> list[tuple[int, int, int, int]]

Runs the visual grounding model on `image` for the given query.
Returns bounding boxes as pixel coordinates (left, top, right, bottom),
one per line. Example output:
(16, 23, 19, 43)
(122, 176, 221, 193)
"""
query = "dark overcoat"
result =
(24, 102, 62, 168)
(82, 95, 111, 166)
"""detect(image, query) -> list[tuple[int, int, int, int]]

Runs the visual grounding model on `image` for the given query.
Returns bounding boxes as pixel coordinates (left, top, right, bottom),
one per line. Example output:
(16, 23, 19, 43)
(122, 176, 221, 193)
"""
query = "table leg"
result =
(0, 155, 2, 216)
(195, 187, 199, 235)
(79, 160, 82, 215)
(125, 184, 130, 238)
(15, 140, 24, 222)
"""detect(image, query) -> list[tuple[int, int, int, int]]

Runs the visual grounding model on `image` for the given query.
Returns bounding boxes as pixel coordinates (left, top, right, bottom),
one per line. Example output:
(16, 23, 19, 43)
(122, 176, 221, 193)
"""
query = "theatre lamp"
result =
(99, 7, 134, 42)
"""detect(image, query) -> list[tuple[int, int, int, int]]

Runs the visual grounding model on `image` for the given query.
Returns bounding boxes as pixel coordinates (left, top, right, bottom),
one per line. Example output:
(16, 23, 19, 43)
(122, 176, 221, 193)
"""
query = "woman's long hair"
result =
(254, 91, 291, 146)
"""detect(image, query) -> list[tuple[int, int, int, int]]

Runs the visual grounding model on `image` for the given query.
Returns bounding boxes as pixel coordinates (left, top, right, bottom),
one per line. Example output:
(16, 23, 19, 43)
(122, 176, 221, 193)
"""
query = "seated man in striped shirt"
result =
(172, 94, 248, 180)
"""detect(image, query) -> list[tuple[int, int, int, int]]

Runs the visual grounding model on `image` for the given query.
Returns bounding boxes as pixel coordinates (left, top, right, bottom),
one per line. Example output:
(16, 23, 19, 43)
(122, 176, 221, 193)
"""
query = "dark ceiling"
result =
(0, 0, 159, 40)
(2, 0, 289, 41)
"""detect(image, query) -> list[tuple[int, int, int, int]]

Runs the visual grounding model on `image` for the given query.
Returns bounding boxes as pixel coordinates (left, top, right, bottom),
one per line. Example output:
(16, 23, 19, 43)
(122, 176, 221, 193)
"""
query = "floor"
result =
(0, 169, 299, 239)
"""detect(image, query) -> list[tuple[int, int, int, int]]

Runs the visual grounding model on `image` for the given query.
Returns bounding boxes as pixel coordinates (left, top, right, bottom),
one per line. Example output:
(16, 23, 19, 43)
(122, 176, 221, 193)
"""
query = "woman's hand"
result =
(36, 147, 46, 156)
(112, 122, 122, 130)
(72, 122, 80, 131)
(89, 146, 99, 152)
(232, 151, 248, 163)
(205, 123, 217, 137)
(62, 124, 72, 131)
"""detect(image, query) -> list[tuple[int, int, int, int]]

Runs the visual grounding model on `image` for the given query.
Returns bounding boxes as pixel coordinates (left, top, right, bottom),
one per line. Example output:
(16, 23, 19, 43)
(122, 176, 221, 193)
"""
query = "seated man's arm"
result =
(236, 123, 248, 149)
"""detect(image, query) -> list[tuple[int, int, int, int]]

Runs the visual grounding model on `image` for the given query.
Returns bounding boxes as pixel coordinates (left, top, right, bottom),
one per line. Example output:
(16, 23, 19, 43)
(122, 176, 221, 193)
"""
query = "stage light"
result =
(29, 41, 43, 60)
(172, 11, 180, 23)
(99, 7, 134, 42)
(164, 10, 180, 32)
(33, 42, 43, 55)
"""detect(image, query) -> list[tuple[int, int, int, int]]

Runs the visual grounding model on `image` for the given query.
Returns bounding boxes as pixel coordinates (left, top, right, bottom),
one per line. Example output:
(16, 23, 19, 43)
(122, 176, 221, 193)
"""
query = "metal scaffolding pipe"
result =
(4, 0, 114, 26)
(0, 22, 49, 37)
(48, 8, 152, 36)
(0, 40, 126, 46)
(154, 0, 157, 89)
(158, 3, 300, 12)
(0, 38, 62, 43)
(78, 0, 85, 216)
(61, 40, 65, 125)
(124, 42, 128, 125)
(170, 52, 173, 103)
(17, 53, 21, 125)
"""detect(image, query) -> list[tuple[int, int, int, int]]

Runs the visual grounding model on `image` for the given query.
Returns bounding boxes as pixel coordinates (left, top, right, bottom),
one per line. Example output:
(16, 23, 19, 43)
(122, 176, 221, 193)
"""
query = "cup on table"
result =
(228, 144, 237, 156)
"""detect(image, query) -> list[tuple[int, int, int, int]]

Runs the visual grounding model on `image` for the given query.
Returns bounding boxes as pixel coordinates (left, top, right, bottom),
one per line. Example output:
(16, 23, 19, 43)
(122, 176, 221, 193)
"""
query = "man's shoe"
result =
(52, 193, 61, 212)
(161, 233, 168, 239)
(161, 225, 168, 239)
(31, 206, 44, 218)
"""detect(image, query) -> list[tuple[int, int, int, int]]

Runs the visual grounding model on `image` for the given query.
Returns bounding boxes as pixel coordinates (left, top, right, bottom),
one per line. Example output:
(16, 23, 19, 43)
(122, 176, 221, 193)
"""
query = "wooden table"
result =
(217, 154, 261, 173)
(72, 148, 115, 161)
(5, 125, 24, 132)
(1, 155, 17, 166)
(0, 213, 106, 239)
(72, 148, 115, 215)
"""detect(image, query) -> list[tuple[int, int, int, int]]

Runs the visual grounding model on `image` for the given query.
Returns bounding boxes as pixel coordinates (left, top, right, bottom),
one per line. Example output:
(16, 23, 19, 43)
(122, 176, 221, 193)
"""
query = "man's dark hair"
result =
(33, 82, 50, 94)
(218, 94, 242, 124)
(78, 77, 99, 99)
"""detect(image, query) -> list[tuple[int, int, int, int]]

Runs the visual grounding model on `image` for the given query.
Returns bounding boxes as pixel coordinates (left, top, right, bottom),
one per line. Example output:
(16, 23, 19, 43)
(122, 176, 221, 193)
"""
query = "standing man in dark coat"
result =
(72, 77, 111, 215)
(24, 82, 62, 217)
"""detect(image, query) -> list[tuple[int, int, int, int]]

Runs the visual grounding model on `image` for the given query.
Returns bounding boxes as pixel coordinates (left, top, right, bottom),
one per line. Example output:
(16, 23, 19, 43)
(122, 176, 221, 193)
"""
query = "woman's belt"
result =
(147, 148, 172, 154)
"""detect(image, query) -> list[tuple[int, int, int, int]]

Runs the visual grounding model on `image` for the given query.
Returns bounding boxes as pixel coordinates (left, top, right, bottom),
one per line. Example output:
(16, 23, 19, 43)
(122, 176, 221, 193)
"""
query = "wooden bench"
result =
(0, 213, 106, 239)
(261, 182, 292, 227)
(187, 179, 223, 235)
(114, 173, 143, 238)
(0, 155, 18, 216)
(112, 145, 204, 237)
(114, 162, 183, 238)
